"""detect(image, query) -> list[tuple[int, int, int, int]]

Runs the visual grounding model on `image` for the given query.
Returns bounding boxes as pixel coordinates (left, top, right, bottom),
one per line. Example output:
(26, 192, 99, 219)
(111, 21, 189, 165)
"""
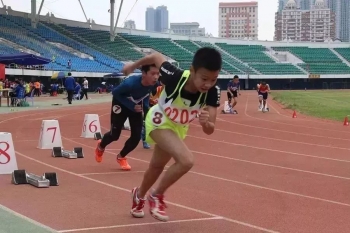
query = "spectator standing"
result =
(65, 72, 75, 104)
(82, 78, 88, 100)
(34, 80, 40, 97)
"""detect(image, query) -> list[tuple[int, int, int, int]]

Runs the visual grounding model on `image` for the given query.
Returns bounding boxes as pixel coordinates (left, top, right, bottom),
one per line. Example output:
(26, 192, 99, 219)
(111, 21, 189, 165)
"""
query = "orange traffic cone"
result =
(344, 116, 349, 126)
(292, 110, 297, 118)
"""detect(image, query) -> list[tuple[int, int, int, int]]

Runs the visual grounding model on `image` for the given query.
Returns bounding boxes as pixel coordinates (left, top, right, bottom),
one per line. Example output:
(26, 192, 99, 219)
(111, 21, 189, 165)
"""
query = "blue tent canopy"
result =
(0, 53, 51, 65)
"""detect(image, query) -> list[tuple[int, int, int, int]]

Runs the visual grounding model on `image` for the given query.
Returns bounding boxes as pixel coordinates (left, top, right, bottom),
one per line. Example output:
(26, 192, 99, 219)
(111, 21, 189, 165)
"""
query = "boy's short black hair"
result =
(68, 72, 72, 76)
(261, 81, 266, 85)
(192, 47, 222, 72)
(141, 64, 157, 73)
(234, 75, 239, 79)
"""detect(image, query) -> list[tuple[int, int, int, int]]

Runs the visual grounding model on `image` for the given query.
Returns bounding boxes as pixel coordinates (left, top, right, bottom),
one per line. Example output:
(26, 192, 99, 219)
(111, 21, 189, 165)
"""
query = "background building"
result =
(124, 20, 136, 29)
(277, 0, 349, 41)
(145, 7, 156, 31)
(145, 5, 169, 32)
(170, 22, 205, 36)
(278, 0, 314, 11)
(218, 1, 258, 40)
(275, 0, 335, 42)
(327, 0, 350, 41)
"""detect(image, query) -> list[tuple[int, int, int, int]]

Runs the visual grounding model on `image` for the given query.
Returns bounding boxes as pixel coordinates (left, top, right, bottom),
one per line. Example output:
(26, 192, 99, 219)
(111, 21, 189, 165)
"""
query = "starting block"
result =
(221, 109, 238, 114)
(12, 169, 58, 188)
(258, 103, 270, 112)
(221, 101, 238, 114)
(94, 132, 102, 140)
(52, 147, 84, 159)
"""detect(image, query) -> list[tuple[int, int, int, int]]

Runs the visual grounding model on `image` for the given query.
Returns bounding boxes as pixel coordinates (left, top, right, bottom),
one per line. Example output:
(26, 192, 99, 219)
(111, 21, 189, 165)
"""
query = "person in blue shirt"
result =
(226, 75, 241, 113)
(64, 72, 75, 104)
(95, 64, 159, 170)
(10, 80, 25, 106)
(74, 81, 82, 100)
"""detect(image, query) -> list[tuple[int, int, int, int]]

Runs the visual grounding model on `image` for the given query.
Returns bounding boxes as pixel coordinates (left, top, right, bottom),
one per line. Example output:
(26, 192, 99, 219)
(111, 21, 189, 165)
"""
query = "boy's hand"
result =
(199, 107, 210, 126)
(134, 104, 142, 112)
(122, 63, 135, 76)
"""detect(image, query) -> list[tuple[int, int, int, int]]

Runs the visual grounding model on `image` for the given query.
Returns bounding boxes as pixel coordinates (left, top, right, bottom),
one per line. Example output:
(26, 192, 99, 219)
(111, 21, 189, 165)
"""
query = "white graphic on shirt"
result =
(127, 93, 150, 104)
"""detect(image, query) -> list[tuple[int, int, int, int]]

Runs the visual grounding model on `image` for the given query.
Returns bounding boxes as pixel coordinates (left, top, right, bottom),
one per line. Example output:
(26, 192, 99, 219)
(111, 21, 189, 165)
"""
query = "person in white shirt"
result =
(82, 78, 88, 100)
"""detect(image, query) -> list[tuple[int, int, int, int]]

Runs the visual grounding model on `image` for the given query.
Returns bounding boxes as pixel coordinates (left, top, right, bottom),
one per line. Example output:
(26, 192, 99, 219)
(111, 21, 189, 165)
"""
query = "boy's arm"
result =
(227, 82, 233, 95)
(122, 53, 183, 86)
(142, 95, 150, 119)
(201, 85, 221, 135)
(201, 106, 216, 135)
(123, 52, 166, 73)
(111, 80, 136, 110)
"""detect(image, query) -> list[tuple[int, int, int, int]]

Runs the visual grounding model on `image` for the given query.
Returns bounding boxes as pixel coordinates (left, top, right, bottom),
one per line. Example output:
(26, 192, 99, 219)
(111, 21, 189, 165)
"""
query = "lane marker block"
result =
(81, 114, 101, 138)
(221, 101, 237, 114)
(37, 120, 63, 149)
(0, 132, 18, 175)
(223, 101, 231, 113)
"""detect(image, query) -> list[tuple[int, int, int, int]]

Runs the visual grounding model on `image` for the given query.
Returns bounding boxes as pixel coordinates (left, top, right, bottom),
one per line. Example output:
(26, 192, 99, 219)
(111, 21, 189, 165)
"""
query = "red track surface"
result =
(1, 91, 350, 233)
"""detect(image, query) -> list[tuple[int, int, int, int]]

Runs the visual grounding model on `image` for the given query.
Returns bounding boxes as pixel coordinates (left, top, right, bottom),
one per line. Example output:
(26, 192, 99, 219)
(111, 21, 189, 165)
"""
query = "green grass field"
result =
(271, 90, 350, 121)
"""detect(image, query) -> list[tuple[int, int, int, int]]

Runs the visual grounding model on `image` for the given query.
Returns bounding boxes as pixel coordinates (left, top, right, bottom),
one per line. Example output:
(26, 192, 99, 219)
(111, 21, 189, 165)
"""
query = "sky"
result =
(3, 0, 278, 41)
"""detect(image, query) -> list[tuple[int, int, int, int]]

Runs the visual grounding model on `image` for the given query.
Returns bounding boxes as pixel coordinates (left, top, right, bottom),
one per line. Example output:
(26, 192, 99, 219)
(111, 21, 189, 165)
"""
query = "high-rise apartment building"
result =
(124, 20, 136, 29)
(327, 0, 350, 41)
(278, 0, 350, 41)
(145, 7, 156, 31)
(278, 0, 313, 11)
(218, 2, 258, 40)
(145, 5, 169, 33)
(274, 0, 335, 42)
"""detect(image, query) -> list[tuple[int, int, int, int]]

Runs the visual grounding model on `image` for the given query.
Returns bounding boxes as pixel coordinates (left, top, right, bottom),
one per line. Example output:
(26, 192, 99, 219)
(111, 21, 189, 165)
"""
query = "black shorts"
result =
(227, 91, 238, 100)
(258, 92, 268, 100)
(111, 99, 143, 132)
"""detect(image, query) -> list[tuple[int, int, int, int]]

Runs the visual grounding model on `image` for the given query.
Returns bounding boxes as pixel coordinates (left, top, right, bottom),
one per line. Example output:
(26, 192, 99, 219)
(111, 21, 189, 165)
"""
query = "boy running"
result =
(256, 81, 262, 108)
(258, 81, 270, 112)
(95, 65, 159, 170)
(226, 75, 240, 113)
(122, 47, 222, 222)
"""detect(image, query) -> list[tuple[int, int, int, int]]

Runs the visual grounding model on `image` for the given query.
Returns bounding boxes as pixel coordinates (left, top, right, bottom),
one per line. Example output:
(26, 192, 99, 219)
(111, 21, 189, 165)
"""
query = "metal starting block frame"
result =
(221, 109, 238, 114)
(12, 169, 59, 188)
(258, 107, 270, 112)
(52, 147, 84, 159)
(94, 132, 102, 140)
(258, 102, 270, 112)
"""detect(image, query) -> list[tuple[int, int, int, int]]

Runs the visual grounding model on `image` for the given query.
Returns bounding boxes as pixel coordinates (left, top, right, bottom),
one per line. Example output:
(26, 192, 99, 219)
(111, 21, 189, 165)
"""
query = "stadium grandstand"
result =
(1, 4, 350, 90)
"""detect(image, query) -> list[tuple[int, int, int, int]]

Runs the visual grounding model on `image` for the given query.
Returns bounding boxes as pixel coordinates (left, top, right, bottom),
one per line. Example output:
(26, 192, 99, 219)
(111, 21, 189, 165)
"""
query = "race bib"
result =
(164, 106, 199, 125)
(149, 105, 166, 127)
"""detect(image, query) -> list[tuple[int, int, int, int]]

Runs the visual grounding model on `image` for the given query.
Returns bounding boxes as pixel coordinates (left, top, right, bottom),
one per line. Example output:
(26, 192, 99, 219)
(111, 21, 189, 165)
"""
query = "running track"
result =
(1, 91, 350, 233)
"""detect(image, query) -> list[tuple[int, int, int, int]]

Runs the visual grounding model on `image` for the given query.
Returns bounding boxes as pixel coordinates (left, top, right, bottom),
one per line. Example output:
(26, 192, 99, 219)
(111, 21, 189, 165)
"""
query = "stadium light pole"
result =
(110, 0, 115, 41)
(31, 0, 37, 28)
(113, 0, 124, 41)
(37, 0, 45, 15)
(77, 0, 89, 22)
